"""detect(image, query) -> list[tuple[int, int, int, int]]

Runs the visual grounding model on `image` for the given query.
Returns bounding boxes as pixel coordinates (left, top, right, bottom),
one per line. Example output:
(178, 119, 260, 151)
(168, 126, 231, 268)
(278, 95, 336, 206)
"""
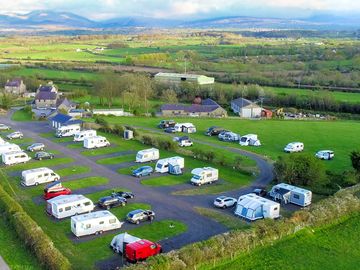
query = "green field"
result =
(11, 109, 33, 122)
(55, 165, 91, 177)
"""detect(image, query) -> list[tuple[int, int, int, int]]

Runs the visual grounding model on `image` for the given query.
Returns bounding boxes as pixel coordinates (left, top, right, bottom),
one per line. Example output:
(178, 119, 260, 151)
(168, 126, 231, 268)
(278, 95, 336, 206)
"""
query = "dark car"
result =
(132, 166, 153, 177)
(34, 151, 54, 160)
(98, 196, 127, 210)
(252, 188, 267, 197)
(112, 191, 135, 199)
(164, 127, 176, 133)
(205, 126, 225, 136)
(158, 120, 176, 129)
(126, 209, 155, 224)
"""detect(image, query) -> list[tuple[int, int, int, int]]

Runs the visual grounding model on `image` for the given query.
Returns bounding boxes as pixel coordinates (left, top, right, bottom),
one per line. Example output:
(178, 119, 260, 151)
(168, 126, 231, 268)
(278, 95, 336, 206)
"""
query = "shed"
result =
(231, 98, 262, 118)
(49, 113, 83, 129)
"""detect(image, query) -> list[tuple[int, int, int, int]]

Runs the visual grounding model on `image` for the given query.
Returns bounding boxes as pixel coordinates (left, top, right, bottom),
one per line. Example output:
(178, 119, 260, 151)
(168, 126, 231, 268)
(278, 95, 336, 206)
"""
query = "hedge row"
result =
(128, 184, 360, 270)
(0, 172, 71, 270)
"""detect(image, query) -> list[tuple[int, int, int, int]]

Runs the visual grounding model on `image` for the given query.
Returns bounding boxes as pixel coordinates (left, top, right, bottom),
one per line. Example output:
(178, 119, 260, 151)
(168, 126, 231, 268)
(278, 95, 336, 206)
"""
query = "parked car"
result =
(98, 196, 127, 210)
(7, 131, 23, 140)
(27, 143, 45, 152)
(213, 196, 237, 209)
(158, 120, 176, 129)
(43, 182, 72, 200)
(252, 188, 267, 197)
(0, 124, 10, 130)
(34, 151, 54, 160)
(205, 126, 225, 136)
(112, 191, 135, 199)
(164, 127, 176, 133)
(132, 166, 153, 177)
(127, 209, 155, 224)
(315, 150, 334, 160)
(178, 139, 193, 147)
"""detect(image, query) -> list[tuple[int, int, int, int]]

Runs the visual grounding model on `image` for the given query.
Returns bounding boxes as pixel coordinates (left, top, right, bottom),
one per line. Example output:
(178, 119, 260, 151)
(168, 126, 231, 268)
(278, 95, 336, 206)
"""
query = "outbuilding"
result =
(49, 113, 83, 129)
(154, 72, 215, 85)
(231, 98, 262, 118)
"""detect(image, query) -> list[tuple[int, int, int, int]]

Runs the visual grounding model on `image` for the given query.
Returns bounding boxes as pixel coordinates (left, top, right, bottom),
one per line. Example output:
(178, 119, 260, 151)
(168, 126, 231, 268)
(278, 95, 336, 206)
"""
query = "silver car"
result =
(214, 196, 237, 209)
(27, 143, 45, 152)
(7, 131, 23, 140)
(0, 124, 10, 130)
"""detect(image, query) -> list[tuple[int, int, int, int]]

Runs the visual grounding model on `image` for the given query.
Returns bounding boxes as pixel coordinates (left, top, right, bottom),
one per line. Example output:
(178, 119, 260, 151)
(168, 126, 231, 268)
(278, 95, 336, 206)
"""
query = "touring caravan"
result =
(21, 167, 60, 186)
(0, 136, 7, 145)
(190, 167, 219, 186)
(269, 183, 312, 207)
(2, 151, 31, 166)
(155, 156, 185, 173)
(284, 142, 304, 153)
(110, 233, 141, 253)
(136, 148, 160, 163)
(234, 193, 280, 221)
(239, 134, 261, 146)
(174, 123, 196, 133)
(83, 136, 110, 149)
(71, 210, 123, 237)
(56, 125, 81, 138)
(46, 195, 94, 219)
(0, 144, 21, 155)
(74, 130, 97, 142)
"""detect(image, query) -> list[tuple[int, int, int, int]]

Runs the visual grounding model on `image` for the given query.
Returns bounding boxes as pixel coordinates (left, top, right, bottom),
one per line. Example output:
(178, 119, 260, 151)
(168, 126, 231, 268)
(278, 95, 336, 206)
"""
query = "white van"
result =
(83, 136, 110, 149)
(284, 142, 304, 153)
(0, 144, 21, 155)
(71, 211, 123, 237)
(47, 195, 94, 219)
(74, 130, 97, 142)
(56, 124, 81, 137)
(239, 134, 261, 146)
(136, 148, 159, 163)
(155, 156, 185, 173)
(21, 167, 60, 186)
(190, 167, 218, 186)
(2, 151, 31, 166)
(175, 123, 196, 133)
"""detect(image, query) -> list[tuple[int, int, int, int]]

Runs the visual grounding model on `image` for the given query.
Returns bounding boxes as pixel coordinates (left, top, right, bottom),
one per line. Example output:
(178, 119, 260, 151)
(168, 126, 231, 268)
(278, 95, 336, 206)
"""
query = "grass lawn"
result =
(56, 166, 91, 177)
(82, 146, 123, 156)
(11, 109, 33, 122)
(66, 143, 84, 149)
(3, 157, 74, 172)
(8, 137, 34, 144)
(141, 172, 193, 186)
(202, 214, 360, 270)
(39, 132, 54, 138)
(96, 154, 134, 165)
(52, 137, 74, 143)
(65, 176, 109, 190)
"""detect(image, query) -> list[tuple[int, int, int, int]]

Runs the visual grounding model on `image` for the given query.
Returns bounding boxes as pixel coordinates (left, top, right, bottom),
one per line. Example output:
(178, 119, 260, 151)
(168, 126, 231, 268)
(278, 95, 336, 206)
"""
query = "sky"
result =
(2, 0, 360, 20)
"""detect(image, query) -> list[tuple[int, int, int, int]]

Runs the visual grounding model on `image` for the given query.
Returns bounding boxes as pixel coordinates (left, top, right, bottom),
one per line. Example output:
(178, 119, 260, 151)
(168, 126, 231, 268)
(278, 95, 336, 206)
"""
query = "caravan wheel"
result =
(35, 182, 39, 186)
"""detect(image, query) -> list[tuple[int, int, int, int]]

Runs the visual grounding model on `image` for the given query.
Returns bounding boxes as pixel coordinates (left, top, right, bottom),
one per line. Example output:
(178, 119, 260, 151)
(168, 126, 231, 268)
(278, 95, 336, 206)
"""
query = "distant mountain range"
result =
(0, 10, 359, 31)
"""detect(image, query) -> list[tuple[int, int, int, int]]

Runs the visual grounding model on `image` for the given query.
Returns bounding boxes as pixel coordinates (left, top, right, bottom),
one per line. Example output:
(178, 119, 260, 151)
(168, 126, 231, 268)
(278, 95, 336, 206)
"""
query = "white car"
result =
(0, 124, 10, 130)
(315, 150, 334, 160)
(214, 196, 237, 209)
(179, 139, 193, 147)
(7, 131, 23, 140)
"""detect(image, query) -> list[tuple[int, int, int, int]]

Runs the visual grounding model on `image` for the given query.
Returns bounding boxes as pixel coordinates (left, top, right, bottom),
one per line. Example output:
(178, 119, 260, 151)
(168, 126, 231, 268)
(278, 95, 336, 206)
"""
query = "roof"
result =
(127, 239, 154, 249)
(201, 98, 219, 106)
(62, 119, 83, 126)
(161, 104, 222, 113)
(155, 72, 204, 79)
(273, 183, 311, 195)
(38, 85, 55, 92)
(56, 97, 75, 108)
(49, 113, 72, 123)
(138, 148, 159, 154)
(191, 167, 217, 175)
(48, 194, 88, 205)
(231, 98, 258, 109)
(5, 78, 22, 87)
(35, 91, 57, 101)
(71, 211, 115, 223)
(237, 193, 279, 208)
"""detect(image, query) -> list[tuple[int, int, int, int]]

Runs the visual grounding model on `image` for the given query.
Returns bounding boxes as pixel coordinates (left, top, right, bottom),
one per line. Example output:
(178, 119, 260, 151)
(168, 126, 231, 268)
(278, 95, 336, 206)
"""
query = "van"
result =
(239, 134, 261, 146)
(136, 148, 159, 163)
(174, 123, 196, 133)
(2, 151, 31, 166)
(21, 167, 60, 186)
(56, 124, 81, 137)
(190, 167, 218, 186)
(74, 130, 97, 142)
(284, 142, 304, 153)
(83, 136, 110, 149)
(0, 143, 21, 155)
(71, 210, 123, 237)
(155, 156, 185, 173)
(47, 195, 94, 219)
(125, 239, 162, 263)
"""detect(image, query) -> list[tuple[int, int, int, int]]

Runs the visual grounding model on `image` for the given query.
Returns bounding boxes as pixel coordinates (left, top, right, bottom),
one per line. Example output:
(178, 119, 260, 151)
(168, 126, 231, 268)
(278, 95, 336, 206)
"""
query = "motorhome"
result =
(110, 233, 141, 253)
(174, 123, 196, 133)
(190, 167, 218, 186)
(83, 136, 110, 149)
(2, 151, 31, 166)
(234, 193, 280, 221)
(46, 195, 94, 219)
(239, 134, 261, 146)
(74, 130, 97, 142)
(21, 167, 60, 186)
(269, 183, 312, 207)
(136, 148, 159, 163)
(71, 210, 123, 237)
(155, 156, 185, 173)
(284, 142, 304, 153)
(0, 143, 21, 155)
(55, 125, 81, 137)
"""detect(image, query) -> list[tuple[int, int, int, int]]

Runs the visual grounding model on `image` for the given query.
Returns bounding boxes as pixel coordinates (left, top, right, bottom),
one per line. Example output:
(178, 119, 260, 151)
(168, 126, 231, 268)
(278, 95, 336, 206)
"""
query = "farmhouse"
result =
(56, 97, 76, 112)
(154, 72, 215, 85)
(4, 78, 26, 95)
(49, 113, 83, 129)
(34, 83, 59, 109)
(231, 98, 262, 118)
(160, 98, 227, 118)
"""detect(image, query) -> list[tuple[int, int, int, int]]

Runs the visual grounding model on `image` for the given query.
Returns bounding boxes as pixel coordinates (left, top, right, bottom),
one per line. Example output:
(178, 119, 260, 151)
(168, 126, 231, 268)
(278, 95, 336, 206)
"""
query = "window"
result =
(86, 224, 91, 229)
(37, 174, 42, 178)
(65, 206, 71, 211)
(109, 218, 117, 224)
(274, 207, 278, 211)
(84, 202, 91, 206)
(44, 173, 49, 177)
(293, 194, 300, 200)
(59, 208, 63, 213)
(99, 221, 104, 225)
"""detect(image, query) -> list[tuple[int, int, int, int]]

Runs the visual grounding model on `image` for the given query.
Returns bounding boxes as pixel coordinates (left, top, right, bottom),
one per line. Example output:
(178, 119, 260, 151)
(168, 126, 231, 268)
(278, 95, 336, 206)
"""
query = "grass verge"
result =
(56, 166, 91, 177)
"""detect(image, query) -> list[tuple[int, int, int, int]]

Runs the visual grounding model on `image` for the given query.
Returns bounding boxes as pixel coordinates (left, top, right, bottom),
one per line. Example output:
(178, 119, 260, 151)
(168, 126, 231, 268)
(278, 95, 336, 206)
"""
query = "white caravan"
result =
(174, 123, 197, 133)
(21, 167, 60, 186)
(269, 183, 312, 207)
(155, 156, 185, 173)
(190, 167, 219, 186)
(284, 142, 304, 153)
(83, 136, 110, 149)
(71, 210, 123, 237)
(136, 148, 159, 163)
(55, 125, 81, 137)
(239, 134, 261, 146)
(2, 151, 31, 166)
(0, 144, 21, 155)
(0, 136, 8, 145)
(234, 193, 280, 221)
(74, 130, 97, 142)
(110, 233, 141, 253)
(46, 195, 94, 219)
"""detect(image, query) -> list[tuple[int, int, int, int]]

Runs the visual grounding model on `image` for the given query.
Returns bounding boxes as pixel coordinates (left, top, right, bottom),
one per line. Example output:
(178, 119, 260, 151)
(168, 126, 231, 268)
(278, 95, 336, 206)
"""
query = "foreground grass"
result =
(65, 176, 109, 191)
(55, 166, 91, 177)
(96, 154, 134, 165)
(141, 172, 193, 187)
(11, 109, 33, 122)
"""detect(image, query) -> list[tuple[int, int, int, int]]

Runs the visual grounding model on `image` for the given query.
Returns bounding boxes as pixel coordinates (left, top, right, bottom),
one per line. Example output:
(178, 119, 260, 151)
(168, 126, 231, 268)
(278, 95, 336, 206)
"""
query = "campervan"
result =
(71, 210, 123, 237)
(21, 167, 60, 186)
(110, 233, 141, 253)
(234, 193, 280, 221)
(136, 148, 159, 163)
(83, 136, 110, 149)
(46, 195, 94, 219)
(74, 130, 97, 142)
(269, 183, 312, 207)
(190, 167, 218, 186)
(239, 134, 261, 146)
(155, 156, 185, 173)
(2, 151, 31, 166)
(0, 143, 21, 155)
(55, 125, 81, 137)
(174, 123, 196, 133)
(284, 142, 304, 153)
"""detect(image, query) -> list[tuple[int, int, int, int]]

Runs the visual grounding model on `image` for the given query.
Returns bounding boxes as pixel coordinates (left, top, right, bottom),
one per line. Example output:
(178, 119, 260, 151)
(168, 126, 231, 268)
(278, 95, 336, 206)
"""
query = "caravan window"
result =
(99, 221, 104, 225)
(206, 173, 212, 178)
(76, 204, 81, 207)
(59, 208, 63, 213)
(44, 173, 49, 177)
(86, 224, 91, 229)
(37, 174, 42, 178)
(109, 218, 117, 224)
(293, 194, 300, 199)
(156, 163, 163, 169)
(65, 206, 71, 211)
(51, 173, 56, 176)
(84, 201, 91, 206)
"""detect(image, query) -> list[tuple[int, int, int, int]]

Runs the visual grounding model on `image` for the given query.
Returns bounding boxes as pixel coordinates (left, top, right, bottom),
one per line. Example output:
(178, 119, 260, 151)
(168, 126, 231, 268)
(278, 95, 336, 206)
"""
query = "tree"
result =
(0, 93, 13, 110)
(161, 89, 178, 103)
(350, 151, 360, 173)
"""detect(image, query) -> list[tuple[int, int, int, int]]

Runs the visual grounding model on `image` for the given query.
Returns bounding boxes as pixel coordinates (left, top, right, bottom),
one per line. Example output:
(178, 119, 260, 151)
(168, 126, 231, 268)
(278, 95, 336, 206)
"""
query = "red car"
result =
(43, 181, 72, 200)
(125, 239, 162, 263)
